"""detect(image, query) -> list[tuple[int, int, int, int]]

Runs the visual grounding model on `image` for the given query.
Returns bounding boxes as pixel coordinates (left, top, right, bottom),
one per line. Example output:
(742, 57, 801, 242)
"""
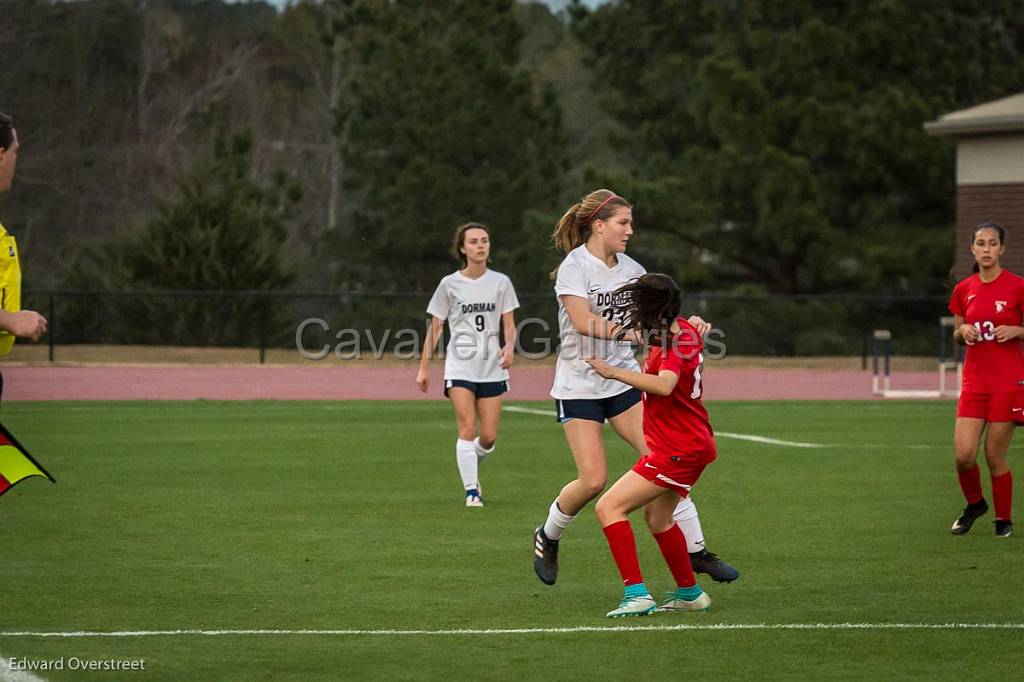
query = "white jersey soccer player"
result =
(417, 223, 520, 508)
(551, 243, 646, 402)
(427, 269, 520, 384)
(532, 189, 739, 587)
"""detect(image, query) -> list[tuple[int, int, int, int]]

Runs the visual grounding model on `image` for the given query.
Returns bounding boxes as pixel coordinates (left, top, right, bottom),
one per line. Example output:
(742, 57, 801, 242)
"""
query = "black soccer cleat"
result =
(995, 519, 1014, 538)
(533, 526, 559, 585)
(951, 499, 989, 535)
(689, 549, 739, 583)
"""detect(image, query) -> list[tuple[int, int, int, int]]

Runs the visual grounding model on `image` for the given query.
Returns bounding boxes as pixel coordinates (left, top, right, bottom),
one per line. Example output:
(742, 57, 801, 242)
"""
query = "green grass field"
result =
(0, 400, 1021, 681)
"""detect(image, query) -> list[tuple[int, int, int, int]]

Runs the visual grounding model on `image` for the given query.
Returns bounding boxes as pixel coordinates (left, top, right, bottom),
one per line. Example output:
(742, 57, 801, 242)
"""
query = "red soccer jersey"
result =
(949, 269, 1024, 393)
(642, 317, 716, 459)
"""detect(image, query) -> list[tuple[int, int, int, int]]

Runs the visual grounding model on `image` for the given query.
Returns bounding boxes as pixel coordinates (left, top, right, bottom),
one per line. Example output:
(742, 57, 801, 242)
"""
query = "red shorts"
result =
(957, 391, 1024, 424)
(632, 450, 716, 497)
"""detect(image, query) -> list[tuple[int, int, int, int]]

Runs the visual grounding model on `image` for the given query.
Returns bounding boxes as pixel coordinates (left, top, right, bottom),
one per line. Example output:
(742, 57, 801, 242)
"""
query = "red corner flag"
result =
(0, 422, 55, 498)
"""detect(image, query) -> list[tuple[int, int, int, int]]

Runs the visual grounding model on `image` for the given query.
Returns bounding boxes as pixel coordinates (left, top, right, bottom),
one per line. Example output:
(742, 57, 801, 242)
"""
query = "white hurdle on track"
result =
(871, 317, 961, 399)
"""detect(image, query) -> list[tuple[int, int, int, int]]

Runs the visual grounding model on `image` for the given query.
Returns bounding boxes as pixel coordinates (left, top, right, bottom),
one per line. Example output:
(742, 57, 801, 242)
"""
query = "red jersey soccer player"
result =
(949, 221, 1024, 538)
(586, 274, 717, 618)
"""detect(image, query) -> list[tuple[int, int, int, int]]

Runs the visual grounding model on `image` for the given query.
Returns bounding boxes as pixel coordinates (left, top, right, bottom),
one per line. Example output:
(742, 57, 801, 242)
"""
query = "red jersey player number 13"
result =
(949, 265, 1024, 394)
(947, 221, 1024, 539)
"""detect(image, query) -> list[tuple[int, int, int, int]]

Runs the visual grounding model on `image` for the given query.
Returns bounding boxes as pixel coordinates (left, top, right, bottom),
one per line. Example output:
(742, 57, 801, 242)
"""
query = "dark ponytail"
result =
(608, 273, 682, 347)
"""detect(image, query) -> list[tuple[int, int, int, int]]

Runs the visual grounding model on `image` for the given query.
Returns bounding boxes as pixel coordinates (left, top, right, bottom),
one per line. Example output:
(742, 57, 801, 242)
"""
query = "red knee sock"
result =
(652, 524, 697, 588)
(602, 520, 644, 586)
(992, 471, 1013, 520)
(957, 465, 983, 505)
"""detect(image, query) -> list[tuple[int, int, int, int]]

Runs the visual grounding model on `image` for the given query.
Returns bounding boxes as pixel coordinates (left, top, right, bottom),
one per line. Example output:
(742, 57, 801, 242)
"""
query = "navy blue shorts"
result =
(554, 388, 642, 424)
(444, 379, 508, 399)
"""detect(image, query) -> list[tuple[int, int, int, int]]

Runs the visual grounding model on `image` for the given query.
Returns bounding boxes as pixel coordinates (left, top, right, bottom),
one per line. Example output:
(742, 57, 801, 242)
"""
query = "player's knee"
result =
(578, 475, 606, 500)
(478, 434, 496, 450)
(983, 449, 1007, 469)
(594, 495, 621, 525)
(954, 449, 978, 470)
(643, 506, 674, 534)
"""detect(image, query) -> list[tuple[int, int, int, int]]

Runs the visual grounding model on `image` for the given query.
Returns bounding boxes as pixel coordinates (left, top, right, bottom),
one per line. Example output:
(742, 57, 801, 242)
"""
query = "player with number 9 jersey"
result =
(426, 268, 519, 385)
(417, 223, 520, 509)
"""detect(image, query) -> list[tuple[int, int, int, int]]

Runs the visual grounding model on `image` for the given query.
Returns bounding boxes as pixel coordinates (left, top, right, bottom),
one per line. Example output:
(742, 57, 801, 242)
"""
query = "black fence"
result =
(23, 289, 952, 363)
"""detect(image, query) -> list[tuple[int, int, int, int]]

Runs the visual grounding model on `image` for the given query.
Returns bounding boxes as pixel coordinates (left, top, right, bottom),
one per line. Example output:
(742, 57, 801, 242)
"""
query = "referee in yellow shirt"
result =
(0, 113, 48, 399)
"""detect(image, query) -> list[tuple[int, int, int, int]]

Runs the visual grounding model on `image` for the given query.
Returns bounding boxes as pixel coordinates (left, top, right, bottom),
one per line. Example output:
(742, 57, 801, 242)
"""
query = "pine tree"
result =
(329, 0, 567, 292)
(573, 0, 1024, 296)
(64, 125, 297, 346)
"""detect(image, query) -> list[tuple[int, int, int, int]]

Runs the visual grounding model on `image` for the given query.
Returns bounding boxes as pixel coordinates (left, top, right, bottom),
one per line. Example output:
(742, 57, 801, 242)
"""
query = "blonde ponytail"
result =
(549, 189, 632, 278)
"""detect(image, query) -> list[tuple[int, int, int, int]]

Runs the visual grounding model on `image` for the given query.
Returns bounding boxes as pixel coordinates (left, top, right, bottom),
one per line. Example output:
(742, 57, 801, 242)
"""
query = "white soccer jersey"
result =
(551, 245, 646, 400)
(426, 269, 520, 383)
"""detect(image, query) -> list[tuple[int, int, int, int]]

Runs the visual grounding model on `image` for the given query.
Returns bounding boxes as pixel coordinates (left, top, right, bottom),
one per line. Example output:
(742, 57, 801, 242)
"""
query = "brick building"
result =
(925, 93, 1024, 280)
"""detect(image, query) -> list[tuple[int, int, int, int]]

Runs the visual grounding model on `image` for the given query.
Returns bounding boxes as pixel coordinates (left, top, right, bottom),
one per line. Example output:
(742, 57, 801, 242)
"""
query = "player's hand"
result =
(500, 344, 514, 369)
(687, 315, 711, 336)
(994, 325, 1024, 343)
(959, 323, 979, 345)
(415, 369, 429, 393)
(8, 310, 48, 341)
(585, 357, 617, 379)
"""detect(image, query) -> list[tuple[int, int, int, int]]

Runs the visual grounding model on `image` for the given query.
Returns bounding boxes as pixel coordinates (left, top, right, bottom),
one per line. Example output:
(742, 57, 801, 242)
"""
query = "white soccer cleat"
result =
(465, 489, 484, 507)
(605, 594, 656, 618)
(657, 591, 711, 612)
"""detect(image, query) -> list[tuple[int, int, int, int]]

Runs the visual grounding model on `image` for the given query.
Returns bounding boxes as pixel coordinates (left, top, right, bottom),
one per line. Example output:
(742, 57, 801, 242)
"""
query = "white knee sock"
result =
(542, 498, 576, 540)
(673, 496, 706, 553)
(456, 439, 478, 491)
(474, 437, 495, 463)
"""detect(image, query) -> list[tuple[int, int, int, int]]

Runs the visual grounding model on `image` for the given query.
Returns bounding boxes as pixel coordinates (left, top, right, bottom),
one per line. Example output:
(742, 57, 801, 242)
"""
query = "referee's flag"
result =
(0, 422, 55, 498)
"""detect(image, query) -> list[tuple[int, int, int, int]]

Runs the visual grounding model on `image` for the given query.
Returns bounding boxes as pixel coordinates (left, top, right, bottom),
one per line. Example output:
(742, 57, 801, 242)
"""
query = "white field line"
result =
(715, 433, 824, 449)
(1, 623, 1023, 638)
(0, 654, 47, 682)
(501, 405, 561, 417)
(502, 405, 826, 449)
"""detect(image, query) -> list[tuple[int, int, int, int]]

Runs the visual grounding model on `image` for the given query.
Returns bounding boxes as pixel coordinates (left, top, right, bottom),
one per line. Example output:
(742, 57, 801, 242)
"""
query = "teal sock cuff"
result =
(624, 583, 648, 598)
(676, 584, 703, 600)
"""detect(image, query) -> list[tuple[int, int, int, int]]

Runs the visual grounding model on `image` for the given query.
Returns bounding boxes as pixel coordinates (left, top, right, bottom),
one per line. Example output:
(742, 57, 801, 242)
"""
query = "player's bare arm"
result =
(416, 315, 444, 392)
(585, 357, 679, 397)
(500, 311, 516, 369)
(561, 295, 637, 342)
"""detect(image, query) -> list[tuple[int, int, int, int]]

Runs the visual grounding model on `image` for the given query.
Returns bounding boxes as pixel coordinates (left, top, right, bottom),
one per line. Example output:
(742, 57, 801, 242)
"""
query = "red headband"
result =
(585, 194, 620, 225)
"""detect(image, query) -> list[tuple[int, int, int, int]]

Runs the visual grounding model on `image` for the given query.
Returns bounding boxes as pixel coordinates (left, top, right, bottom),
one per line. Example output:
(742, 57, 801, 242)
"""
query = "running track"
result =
(1, 366, 949, 401)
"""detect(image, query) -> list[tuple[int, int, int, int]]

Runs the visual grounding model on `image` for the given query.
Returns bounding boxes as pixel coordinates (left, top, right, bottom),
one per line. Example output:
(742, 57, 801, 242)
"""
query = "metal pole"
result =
(48, 291, 55, 363)
(884, 338, 892, 392)
(862, 331, 868, 370)
(258, 293, 267, 365)
(872, 330, 891, 395)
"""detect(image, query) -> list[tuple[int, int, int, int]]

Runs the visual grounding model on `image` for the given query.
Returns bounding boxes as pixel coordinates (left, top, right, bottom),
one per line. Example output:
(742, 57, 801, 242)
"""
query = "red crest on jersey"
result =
(996, 300, 1007, 313)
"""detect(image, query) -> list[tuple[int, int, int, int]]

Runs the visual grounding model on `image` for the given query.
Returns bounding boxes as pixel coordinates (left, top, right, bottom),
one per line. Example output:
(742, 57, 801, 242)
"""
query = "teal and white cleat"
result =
(605, 594, 656, 619)
(465, 489, 483, 507)
(657, 589, 711, 612)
